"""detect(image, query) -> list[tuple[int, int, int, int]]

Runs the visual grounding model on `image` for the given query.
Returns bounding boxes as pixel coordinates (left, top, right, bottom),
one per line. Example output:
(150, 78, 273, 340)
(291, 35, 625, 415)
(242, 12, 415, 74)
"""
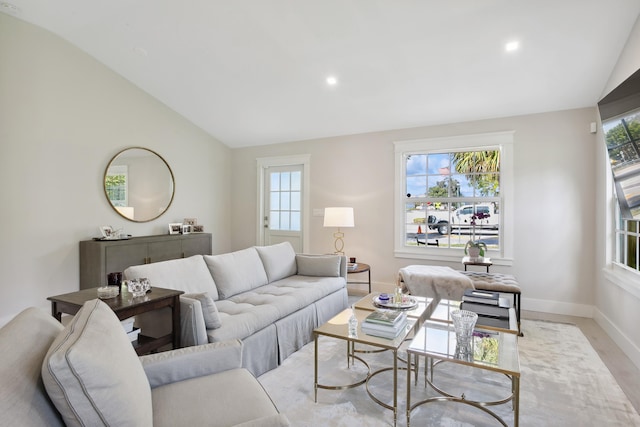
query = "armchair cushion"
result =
(42, 299, 152, 427)
(139, 340, 243, 388)
(151, 368, 284, 427)
(183, 292, 222, 329)
(296, 254, 341, 277)
(255, 242, 297, 283)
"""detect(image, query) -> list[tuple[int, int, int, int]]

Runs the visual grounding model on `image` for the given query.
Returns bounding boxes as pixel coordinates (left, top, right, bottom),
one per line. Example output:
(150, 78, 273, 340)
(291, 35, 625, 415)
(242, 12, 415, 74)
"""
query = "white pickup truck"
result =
(427, 204, 499, 235)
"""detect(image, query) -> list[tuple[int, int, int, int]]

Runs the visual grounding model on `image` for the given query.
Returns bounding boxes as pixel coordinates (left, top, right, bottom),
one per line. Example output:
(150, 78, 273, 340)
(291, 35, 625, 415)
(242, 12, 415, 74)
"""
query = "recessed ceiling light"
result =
(505, 41, 520, 52)
(326, 76, 338, 86)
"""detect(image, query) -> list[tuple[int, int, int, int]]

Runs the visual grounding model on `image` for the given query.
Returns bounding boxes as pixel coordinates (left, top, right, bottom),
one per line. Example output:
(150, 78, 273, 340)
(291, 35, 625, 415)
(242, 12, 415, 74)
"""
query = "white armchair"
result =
(0, 299, 289, 427)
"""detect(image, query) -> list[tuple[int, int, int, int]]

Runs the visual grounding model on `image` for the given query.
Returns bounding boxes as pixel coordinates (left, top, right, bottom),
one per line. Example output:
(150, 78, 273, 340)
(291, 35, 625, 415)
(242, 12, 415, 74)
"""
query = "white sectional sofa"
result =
(124, 242, 348, 376)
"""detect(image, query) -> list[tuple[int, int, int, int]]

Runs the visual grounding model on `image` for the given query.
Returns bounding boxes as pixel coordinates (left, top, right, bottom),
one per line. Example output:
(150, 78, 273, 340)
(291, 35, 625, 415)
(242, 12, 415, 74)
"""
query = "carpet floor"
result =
(258, 319, 640, 426)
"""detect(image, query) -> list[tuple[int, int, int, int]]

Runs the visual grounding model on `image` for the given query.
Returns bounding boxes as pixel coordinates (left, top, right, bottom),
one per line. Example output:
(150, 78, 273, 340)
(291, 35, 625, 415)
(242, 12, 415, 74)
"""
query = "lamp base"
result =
(333, 230, 345, 255)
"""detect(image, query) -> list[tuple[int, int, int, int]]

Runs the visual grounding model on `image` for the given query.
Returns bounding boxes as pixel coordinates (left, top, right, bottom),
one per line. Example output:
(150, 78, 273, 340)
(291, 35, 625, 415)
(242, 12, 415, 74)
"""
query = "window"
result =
(394, 132, 514, 263)
(603, 109, 640, 278)
(104, 165, 128, 207)
(269, 170, 301, 231)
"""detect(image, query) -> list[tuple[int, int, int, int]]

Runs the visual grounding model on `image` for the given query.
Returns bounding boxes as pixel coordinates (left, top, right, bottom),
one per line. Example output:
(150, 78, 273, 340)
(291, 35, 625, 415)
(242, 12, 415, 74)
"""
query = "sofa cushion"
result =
(296, 254, 341, 277)
(255, 242, 297, 283)
(42, 299, 153, 427)
(204, 248, 268, 299)
(183, 292, 222, 329)
(208, 275, 346, 343)
(0, 307, 65, 427)
(125, 255, 219, 301)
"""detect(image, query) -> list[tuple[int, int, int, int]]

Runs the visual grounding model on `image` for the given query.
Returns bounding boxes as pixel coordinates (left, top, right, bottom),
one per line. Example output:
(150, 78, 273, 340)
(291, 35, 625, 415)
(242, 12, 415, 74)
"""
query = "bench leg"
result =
(515, 292, 523, 336)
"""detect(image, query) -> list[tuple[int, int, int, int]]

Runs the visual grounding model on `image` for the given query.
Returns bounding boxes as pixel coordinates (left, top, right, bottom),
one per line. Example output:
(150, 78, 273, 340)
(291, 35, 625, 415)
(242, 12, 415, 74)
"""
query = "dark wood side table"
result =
(347, 262, 371, 293)
(48, 286, 183, 355)
(461, 256, 493, 272)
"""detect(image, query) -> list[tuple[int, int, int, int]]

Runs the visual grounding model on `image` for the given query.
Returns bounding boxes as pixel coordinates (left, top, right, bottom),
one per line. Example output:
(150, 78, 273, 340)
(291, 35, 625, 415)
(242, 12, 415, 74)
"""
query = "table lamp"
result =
(323, 207, 354, 254)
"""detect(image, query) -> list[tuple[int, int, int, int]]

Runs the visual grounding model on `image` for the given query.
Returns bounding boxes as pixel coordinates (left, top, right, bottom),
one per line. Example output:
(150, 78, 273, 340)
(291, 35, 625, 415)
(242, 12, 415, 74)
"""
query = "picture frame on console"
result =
(168, 223, 182, 235)
(99, 225, 114, 238)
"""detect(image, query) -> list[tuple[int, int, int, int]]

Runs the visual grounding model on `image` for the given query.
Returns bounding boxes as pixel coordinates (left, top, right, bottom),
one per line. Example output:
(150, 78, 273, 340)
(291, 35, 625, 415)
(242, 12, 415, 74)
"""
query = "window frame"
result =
(394, 131, 514, 265)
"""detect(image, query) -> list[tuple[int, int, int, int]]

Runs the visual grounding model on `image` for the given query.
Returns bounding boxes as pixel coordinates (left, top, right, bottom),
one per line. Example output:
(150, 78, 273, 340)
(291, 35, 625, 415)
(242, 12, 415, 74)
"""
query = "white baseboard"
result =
(522, 296, 594, 318)
(593, 308, 640, 371)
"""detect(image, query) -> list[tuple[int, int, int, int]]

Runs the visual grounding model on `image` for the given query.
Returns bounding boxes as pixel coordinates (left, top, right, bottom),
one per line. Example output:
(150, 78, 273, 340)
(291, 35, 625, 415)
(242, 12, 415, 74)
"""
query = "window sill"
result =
(603, 264, 640, 300)
(394, 248, 513, 267)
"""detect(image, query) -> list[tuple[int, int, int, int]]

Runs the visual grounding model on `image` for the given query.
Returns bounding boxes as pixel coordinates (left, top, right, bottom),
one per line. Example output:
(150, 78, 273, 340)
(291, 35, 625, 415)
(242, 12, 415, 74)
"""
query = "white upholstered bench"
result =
(399, 266, 523, 336)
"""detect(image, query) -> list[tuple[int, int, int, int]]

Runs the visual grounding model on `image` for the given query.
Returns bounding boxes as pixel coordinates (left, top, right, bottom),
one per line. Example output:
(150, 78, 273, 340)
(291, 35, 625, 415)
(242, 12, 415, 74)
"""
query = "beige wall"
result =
(0, 14, 232, 324)
(232, 107, 599, 316)
(595, 14, 640, 369)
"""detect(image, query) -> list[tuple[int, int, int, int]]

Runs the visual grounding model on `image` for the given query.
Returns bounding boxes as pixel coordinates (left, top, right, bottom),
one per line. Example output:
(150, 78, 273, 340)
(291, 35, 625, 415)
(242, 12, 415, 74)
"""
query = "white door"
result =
(258, 155, 310, 253)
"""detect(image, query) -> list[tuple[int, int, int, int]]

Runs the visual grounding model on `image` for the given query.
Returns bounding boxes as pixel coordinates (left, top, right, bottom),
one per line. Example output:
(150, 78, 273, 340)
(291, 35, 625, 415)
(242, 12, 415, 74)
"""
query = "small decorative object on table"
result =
(97, 286, 119, 299)
(127, 278, 151, 297)
(451, 309, 478, 356)
(464, 211, 490, 261)
(348, 305, 358, 338)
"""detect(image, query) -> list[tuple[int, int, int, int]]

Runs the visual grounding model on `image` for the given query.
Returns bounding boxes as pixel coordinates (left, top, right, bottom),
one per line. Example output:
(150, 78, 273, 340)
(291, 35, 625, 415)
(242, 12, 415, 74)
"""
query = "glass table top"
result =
(314, 308, 418, 350)
(407, 320, 520, 376)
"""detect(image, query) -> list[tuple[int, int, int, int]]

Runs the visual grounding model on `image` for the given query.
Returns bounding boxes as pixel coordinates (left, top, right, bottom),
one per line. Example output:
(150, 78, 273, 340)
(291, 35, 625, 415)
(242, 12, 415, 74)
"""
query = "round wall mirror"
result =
(104, 147, 175, 222)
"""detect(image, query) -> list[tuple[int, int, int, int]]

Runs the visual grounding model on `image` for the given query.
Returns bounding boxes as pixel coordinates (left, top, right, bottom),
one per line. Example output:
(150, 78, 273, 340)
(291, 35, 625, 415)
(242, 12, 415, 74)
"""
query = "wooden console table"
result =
(48, 286, 183, 355)
(79, 233, 212, 290)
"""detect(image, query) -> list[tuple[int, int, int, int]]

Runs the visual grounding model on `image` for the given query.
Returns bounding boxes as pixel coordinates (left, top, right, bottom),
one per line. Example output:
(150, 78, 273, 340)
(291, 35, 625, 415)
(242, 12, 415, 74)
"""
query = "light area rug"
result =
(258, 319, 640, 426)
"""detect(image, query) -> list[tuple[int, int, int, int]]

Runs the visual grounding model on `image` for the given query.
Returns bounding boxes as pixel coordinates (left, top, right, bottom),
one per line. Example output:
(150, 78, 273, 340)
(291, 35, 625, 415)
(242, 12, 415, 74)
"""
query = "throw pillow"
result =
(183, 292, 222, 329)
(204, 248, 269, 299)
(42, 299, 153, 427)
(255, 242, 297, 283)
(296, 254, 341, 277)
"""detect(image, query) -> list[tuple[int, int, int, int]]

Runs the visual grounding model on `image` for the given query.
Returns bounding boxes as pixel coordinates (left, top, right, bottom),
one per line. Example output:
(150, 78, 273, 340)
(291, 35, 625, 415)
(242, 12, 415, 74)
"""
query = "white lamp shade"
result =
(323, 207, 354, 227)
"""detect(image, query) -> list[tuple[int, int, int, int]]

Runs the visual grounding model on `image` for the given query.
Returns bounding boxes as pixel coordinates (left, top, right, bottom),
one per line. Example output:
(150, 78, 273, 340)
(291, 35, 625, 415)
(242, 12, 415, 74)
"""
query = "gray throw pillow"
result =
(184, 292, 222, 329)
(296, 254, 341, 277)
(255, 242, 297, 283)
(42, 299, 152, 427)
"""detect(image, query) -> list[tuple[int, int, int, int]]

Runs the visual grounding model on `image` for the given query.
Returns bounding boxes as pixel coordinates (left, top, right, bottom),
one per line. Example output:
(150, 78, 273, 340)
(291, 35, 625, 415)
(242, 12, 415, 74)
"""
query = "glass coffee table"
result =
(313, 307, 418, 427)
(405, 319, 521, 426)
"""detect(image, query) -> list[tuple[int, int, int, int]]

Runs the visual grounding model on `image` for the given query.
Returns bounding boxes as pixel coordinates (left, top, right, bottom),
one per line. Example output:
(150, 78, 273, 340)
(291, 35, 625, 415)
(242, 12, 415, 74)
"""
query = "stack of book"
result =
(121, 318, 140, 342)
(361, 310, 407, 339)
(460, 289, 509, 320)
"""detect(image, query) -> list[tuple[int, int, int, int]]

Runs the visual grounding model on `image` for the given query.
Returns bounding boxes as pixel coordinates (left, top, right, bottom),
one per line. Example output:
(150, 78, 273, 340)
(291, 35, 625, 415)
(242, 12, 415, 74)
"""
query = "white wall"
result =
(0, 14, 232, 324)
(232, 107, 599, 317)
(595, 15, 640, 369)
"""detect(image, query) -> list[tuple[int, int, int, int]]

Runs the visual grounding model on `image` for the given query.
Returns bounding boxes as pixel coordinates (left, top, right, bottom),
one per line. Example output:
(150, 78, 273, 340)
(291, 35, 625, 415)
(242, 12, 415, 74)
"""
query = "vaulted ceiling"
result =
(3, 1, 640, 147)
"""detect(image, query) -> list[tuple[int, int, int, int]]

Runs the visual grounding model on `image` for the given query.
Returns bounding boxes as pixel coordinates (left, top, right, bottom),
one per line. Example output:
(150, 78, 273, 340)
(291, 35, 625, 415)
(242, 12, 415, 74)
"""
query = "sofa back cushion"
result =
(42, 299, 153, 427)
(124, 255, 219, 300)
(204, 248, 268, 299)
(255, 242, 297, 283)
(296, 254, 342, 277)
(0, 307, 65, 427)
